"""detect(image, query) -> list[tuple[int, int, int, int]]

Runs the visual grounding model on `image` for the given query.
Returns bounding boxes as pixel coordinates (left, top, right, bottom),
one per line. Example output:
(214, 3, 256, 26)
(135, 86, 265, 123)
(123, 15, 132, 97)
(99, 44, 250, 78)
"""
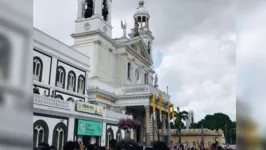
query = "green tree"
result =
(191, 113, 236, 144)
(173, 108, 188, 143)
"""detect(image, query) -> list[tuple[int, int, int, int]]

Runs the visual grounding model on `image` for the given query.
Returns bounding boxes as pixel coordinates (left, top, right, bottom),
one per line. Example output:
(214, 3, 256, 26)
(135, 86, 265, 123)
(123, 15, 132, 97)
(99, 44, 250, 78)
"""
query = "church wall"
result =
(98, 44, 117, 83)
(109, 51, 117, 82)
(33, 115, 68, 146)
(124, 53, 151, 86)
(34, 29, 90, 73)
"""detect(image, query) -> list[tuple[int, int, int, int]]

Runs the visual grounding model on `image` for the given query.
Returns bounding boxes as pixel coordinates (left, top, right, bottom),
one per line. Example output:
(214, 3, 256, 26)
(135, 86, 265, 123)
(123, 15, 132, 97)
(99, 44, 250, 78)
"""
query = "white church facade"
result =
(33, 0, 172, 149)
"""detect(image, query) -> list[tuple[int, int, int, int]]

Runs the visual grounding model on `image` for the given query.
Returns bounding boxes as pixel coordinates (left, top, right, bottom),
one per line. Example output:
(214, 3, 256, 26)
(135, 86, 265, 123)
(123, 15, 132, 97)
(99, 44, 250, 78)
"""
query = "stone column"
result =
(153, 117, 158, 142)
(77, 0, 83, 19)
(145, 106, 151, 146)
(147, 18, 149, 29)
(67, 116, 75, 141)
(107, 0, 112, 25)
(93, 40, 101, 77)
(122, 53, 128, 84)
(168, 117, 171, 144)
(162, 114, 167, 136)
(94, 0, 102, 16)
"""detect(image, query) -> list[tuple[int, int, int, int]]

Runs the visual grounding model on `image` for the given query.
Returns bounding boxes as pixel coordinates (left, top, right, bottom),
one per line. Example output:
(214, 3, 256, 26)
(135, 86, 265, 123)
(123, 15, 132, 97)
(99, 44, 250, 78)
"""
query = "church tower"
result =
(71, 0, 114, 79)
(73, 0, 112, 37)
(129, 0, 155, 59)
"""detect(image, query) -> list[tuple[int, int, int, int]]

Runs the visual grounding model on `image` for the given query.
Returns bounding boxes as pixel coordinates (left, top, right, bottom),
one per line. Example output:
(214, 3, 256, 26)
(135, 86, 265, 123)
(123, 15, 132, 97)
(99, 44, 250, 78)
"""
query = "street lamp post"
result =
(226, 128, 236, 144)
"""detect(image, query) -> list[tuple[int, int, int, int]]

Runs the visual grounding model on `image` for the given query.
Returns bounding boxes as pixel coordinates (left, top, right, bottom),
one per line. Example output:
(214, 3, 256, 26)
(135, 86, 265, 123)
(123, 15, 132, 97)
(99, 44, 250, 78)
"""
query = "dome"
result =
(133, 0, 150, 18)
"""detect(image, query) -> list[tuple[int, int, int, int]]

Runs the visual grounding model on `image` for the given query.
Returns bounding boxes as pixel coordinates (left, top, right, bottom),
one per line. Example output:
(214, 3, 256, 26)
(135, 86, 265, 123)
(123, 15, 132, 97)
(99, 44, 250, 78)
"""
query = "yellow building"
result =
(169, 129, 225, 149)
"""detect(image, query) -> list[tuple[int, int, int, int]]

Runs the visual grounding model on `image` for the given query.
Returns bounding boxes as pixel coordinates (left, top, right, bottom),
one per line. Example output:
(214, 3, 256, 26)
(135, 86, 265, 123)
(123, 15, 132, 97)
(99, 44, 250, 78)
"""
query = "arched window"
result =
(67, 97, 74, 102)
(144, 73, 148, 84)
(116, 129, 121, 142)
(33, 56, 43, 82)
(127, 63, 131, 80)
(67, 71, 76, 91)
(106, 128, 114, 147)
(52, 122, 67, 150)
(77, 75, 85, 94)
(55, 95, 64, 100)
(0, 34, 10, 80)
(33, 120, 49, 149)
(56, 66, 66, 88)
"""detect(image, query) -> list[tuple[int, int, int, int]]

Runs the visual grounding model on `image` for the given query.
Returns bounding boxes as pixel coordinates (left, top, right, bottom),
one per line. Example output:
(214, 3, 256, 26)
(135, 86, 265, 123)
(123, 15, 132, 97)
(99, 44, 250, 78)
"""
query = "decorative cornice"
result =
(126, 47, 151, 67)
(117, 94, 151, 100)
(121, 52, 128, 56)
(87, 88, 118, 100)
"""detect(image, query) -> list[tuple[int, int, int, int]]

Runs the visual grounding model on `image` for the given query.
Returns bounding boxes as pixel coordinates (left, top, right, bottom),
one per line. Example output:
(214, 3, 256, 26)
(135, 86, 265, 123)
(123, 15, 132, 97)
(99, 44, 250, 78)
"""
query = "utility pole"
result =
(225, 122, 228, 144)
(201, 123, 204, 146)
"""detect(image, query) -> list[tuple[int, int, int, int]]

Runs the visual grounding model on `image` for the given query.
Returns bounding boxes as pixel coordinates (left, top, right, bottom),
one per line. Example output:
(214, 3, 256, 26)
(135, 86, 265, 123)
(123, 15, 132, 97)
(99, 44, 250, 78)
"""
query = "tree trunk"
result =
(178, 122, 181, 143)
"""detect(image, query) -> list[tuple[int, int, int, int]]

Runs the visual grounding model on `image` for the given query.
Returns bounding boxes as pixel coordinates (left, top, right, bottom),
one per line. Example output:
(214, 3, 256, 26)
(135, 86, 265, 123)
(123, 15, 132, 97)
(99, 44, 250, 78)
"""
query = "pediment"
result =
(127, 39, 152, 64)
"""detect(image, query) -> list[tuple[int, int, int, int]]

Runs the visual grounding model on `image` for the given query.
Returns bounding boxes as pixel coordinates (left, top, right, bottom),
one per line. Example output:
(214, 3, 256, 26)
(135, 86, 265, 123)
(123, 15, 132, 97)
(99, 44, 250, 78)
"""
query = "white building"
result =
(186, 110, 195, 129)
(33, 0, 172, 149)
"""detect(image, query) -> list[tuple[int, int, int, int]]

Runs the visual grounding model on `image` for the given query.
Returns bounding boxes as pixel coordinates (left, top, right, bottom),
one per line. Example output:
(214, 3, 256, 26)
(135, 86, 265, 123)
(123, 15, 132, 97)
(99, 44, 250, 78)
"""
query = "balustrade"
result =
(33, 94, 70, 110)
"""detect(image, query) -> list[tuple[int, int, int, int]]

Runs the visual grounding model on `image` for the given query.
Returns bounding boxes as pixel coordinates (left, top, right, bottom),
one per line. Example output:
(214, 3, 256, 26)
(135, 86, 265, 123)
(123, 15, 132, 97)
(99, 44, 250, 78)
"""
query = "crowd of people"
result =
(33, 85, 56, 97)
(35, 140, 235, 150)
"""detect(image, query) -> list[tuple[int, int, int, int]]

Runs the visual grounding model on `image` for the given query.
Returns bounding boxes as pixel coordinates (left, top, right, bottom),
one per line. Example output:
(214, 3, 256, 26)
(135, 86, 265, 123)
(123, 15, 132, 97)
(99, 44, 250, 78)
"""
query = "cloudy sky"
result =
(34, 0, 236, 122)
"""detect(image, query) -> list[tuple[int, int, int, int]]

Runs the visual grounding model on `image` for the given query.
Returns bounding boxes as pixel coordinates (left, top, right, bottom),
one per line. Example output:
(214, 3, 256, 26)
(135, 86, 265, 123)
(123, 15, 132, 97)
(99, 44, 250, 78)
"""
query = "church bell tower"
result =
(73, 0, 112, 38)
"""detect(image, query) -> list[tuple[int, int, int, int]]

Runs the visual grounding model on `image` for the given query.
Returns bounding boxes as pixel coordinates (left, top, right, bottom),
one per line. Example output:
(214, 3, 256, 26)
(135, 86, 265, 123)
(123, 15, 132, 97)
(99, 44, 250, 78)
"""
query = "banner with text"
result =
(76, 101, 96, 114)
(77, 119, 103, 136)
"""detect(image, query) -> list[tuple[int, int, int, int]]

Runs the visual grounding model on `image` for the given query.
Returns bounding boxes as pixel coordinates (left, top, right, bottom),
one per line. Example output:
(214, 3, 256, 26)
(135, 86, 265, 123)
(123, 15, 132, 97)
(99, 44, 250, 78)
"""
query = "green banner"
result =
(77, 120, 103, 136)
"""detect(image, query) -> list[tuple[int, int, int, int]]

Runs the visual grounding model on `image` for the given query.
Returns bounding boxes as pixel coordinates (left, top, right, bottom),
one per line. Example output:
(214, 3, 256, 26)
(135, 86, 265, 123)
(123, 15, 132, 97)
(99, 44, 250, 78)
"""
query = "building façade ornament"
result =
(121, 52, 128, 56)
(117, 94, 151, 100)
(87, 87, 118, 100)
(93, 40, 102, 45)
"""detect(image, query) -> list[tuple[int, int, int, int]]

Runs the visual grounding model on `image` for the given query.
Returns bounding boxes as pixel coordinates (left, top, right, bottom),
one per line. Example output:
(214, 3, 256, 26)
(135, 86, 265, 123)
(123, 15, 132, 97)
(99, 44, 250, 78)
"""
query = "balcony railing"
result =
(105, 109, 133, 120)
(33, 94, 70, 110)
(121, 85, 170, 101)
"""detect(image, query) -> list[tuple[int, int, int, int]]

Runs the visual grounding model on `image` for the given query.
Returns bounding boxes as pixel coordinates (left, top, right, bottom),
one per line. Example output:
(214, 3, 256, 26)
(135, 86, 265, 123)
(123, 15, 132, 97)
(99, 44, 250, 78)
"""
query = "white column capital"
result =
(93, 40, 102, 45)
(144, 105, 150, 111)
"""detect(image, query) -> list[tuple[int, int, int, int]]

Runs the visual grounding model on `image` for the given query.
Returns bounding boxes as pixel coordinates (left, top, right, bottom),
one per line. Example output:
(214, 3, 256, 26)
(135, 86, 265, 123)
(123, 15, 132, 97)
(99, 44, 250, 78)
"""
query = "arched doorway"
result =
(135, 116, 143, 143)
(33, 120, 49, 149)
(106, 127, 114, 148)
(52, 122, 67, 150)
(116, 129, 121, 142)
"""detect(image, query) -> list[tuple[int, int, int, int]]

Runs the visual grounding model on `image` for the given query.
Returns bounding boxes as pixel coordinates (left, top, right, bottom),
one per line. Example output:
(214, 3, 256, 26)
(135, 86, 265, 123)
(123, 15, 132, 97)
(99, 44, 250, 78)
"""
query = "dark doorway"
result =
(137, 125, 141, 143)
(164, 136, 168, 145)
(83, 136, 91, 147)
(96, 137, 100, 145)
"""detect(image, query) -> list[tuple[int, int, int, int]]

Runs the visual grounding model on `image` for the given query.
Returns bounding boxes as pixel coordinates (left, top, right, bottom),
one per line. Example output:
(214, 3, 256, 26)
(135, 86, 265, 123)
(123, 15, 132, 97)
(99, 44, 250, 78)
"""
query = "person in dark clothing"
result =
(153, 141, 168, 150)
(94, 143, 99, 150)
(37, 142, 50, 150)
(33, 85, 40, 94)
(63, 141, 80, 150)
(116, 140, 141, 150)
(109, 139, 116, 150)
(50, 145, 56, 150)
(86, 144, 94, 150)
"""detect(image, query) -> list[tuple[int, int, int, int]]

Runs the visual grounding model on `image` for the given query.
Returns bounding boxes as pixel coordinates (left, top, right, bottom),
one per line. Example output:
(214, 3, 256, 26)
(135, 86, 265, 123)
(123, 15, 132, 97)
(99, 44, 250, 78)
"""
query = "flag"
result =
(152, 94, 156, 120)
(167, 102, 170, 124)
(171, 104, 175, 126)
(159, 93, 162, 122)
